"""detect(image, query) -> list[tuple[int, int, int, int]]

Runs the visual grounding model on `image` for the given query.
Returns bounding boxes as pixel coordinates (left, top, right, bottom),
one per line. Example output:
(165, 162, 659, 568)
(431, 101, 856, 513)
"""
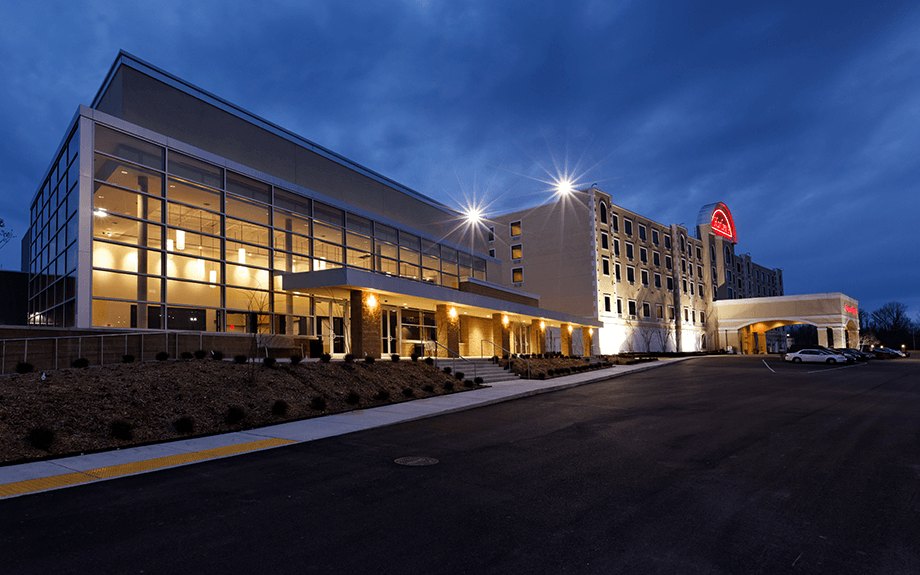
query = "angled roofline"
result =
(91, 50, 459, 216)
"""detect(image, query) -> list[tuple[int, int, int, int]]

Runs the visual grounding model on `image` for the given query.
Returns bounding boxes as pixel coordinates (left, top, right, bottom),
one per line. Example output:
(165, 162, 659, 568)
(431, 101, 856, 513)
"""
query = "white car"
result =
(784, 349, 848, 364)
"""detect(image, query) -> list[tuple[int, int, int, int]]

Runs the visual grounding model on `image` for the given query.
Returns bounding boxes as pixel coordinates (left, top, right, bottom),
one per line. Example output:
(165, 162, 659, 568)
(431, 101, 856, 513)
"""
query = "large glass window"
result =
(95, 125, 164, 170)
(227, 170, 270, 203)
(94, 185, 163, 221)
(94, 155, 164, 195)
(169, 152, 223, 189)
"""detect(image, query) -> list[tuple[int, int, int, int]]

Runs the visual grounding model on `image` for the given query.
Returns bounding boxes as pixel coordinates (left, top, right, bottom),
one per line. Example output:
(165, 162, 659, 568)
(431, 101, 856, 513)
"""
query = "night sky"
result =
(1, 1, 918, 318)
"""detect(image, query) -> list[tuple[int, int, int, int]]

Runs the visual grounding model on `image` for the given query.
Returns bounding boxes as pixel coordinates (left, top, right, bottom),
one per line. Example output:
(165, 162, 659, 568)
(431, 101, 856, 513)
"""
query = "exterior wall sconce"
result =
(366, 294, 378, 310)
(502, 314, 510, 327)
(448, 306, 458, 319)
(567, 324, 574, 334)
(539, 320, 545, 331)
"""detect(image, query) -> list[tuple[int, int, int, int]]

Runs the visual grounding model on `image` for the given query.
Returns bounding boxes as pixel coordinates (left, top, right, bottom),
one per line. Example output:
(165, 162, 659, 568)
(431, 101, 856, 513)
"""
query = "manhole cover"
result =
(394, 456, 439, 467)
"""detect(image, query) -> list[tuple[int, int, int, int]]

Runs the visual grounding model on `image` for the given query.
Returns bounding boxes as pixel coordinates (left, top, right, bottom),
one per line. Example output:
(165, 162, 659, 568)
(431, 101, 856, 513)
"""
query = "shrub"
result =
(443, 380, 455, 392)
(491, 355, 499, 363)
(121, 354, 135, 364)
(225, 406, 246, 425)
(345, 391, 361, 405)
(340, 363, 355, 372)
(212, 350, 225, 361)
(289, 354, 303, 366)
(424, 357, 434, 366)
(454, 371, 465, 380)
(401, 387, 415, 398)
(233, 354, 248, 364)
(410, 353, 420, 362)
(344, 353, 355, 363)
(15, 361, 33, 374)
(72, 357, 90, 369)
(374, 389, 391, 401)
(422, 384, 435, 393)
(310, 396, 327, 411)
(320, 353, 332, 363)
(263, 356, 277, 368)
(193, 349, 208, 360)
(155, 351, 169, 361)
(502, 354, 509, 360)
(391, 354, 400, 362)
(271, 399, 289, 417)
(463, 379, 475, 388)
(442, 366, 452, 374)
(110, 419, 133, 441)
(474, 376, 484, 385)
(173, 416, 195, 434)
(364, 355, 375, 364)
(26, 426, 55, 451)
(180, 351, 194, 360)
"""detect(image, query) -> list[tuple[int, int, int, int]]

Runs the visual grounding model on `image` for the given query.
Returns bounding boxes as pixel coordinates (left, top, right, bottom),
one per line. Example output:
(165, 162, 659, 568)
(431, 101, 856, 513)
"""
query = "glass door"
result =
(381, 307, 399, 355)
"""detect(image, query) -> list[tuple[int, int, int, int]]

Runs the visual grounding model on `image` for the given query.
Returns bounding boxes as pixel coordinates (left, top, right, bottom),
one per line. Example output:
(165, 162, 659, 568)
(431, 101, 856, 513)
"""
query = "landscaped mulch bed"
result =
(0, 359, 478, 464)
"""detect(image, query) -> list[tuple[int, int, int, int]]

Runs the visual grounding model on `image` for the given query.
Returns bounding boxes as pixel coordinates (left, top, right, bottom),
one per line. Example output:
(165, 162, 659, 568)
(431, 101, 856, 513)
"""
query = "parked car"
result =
(831, 348, 860, 363)
(872, 347, 907, 359)
(784, 349, 848, 364)
(835, 348, 872, 362)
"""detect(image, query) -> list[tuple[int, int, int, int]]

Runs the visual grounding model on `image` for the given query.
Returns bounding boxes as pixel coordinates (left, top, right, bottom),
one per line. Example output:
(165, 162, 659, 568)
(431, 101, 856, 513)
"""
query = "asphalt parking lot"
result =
(2, 356, 918, 574)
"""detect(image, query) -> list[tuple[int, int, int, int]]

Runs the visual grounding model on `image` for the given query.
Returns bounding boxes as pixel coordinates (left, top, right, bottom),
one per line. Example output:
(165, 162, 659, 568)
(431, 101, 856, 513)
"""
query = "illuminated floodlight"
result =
(554, 177, 575, 196)
(464, 206, 483, 225)
(93, 208, 108, 218)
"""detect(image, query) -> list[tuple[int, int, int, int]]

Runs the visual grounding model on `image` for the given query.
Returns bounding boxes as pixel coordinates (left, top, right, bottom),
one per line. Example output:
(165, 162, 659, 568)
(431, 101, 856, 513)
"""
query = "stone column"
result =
(561, 323, 573, 357)
(530, 319, 545, 355)
(831, 327, 847, 349)
(491, 313, 510, 356)
(740, 326, 753, 355)
(581, 327, 594, 357)
(349, 290, 381, 359)
(817, 327, 829, 348)
(436, 304, 460, 358)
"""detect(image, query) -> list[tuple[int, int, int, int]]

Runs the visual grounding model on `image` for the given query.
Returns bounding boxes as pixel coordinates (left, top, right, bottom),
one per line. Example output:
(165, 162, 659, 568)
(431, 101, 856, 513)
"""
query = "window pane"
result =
(169, 151, 223, 189)
(227, 195, 270, 225)
(226, 217, 270, 246)
(166, 253, 221, 283)
(166, 228, 220, 260)
(166, 203, 221, 237)
(228, 240, 270, 269)
(375, 223, 397, 245)
(167, 279, 221, 307)
(227, 171, 270, 203)
(313, 221, 343, 244)
(167, 178, 221, 209)
(94, 184, 163, 221)
(347, 248, 372, 269)
(346, 213, 372, 236)
(94, 155, 164, 195)
(94, 213, 162, 248)
(314, 240, 343, 264)
(274, 189, 310, 214)
(274, 231, 310, 256)
(313, 202, 344, 226)
(274, 210, 310, 236)
(346, 232, 371, 251)
(226, 264, 271, 289)
(95, 124, 164, 170)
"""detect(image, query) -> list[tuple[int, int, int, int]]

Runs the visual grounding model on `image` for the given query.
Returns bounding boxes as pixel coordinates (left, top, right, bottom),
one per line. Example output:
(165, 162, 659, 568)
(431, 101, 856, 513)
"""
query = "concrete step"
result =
(429, 359, 520, 383)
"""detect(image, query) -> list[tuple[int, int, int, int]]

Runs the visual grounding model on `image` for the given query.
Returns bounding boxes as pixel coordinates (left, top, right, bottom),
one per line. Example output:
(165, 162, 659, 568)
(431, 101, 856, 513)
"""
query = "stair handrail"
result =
(427, 340, 477, 381)
(480, 339, 531, 379)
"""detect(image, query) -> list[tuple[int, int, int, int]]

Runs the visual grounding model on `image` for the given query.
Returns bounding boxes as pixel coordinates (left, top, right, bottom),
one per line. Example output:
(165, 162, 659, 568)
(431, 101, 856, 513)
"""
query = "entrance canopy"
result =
(282, 268, 601, 358)
(713, 292, 859, 353)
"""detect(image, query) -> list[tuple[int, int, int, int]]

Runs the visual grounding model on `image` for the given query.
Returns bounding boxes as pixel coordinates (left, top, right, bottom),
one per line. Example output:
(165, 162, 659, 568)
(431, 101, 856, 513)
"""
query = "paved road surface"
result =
(2, 356, 919, 574)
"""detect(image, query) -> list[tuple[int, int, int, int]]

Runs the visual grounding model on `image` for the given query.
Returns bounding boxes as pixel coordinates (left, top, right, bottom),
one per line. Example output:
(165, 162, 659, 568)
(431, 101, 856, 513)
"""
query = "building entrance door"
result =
(381, 307, 399, 355)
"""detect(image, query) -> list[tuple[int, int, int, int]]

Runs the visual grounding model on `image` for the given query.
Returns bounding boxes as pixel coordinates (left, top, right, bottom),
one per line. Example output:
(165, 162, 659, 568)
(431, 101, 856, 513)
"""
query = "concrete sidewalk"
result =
(0, 357, 691, 499)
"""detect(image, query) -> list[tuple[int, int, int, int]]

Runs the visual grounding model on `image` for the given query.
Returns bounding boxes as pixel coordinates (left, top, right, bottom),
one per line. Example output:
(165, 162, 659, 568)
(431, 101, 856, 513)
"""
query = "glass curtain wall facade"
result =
(27, 124, 80, 326)
(32, 119, 488, 333)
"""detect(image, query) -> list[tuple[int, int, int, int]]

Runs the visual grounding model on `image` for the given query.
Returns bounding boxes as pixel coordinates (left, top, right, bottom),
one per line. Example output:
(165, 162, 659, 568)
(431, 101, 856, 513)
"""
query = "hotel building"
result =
(22, 52, 857, 358)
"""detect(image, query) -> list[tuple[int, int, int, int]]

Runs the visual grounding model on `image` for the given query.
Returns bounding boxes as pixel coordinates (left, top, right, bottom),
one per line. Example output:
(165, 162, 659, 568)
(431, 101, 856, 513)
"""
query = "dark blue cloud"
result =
(0, 1, 917, 316)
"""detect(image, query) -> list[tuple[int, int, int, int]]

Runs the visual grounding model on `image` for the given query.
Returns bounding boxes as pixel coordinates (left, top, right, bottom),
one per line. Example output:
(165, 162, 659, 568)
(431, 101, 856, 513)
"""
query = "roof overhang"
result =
(282, 268, 602, 328)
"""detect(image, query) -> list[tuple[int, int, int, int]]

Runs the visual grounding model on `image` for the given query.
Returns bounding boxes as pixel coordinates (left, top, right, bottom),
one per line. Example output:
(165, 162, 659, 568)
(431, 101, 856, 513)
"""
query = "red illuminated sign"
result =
(710, 203, 737, 243)
(844, 304, 858, 315)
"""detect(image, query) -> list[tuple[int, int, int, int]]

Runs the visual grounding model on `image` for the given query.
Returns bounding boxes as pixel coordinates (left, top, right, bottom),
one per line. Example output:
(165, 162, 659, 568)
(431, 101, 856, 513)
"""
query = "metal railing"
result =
(0, 330, 295, 374)
(427, 340, 477, 381)
(480, 339, 531, 379)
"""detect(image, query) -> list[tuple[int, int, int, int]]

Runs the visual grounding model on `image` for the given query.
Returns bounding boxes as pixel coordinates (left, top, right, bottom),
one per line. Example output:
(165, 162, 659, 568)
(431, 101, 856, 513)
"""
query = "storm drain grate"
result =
(394, 456, 439, 467)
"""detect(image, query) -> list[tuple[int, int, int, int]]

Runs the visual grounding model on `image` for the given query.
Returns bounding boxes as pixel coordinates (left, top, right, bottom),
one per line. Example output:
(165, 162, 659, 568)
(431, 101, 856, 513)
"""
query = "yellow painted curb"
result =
(0, 437, 296, 499)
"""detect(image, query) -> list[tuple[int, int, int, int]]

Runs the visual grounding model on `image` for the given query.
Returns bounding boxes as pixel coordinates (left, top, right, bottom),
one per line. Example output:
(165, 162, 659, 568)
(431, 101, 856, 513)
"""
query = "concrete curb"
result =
(0, 357, 695, 499)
